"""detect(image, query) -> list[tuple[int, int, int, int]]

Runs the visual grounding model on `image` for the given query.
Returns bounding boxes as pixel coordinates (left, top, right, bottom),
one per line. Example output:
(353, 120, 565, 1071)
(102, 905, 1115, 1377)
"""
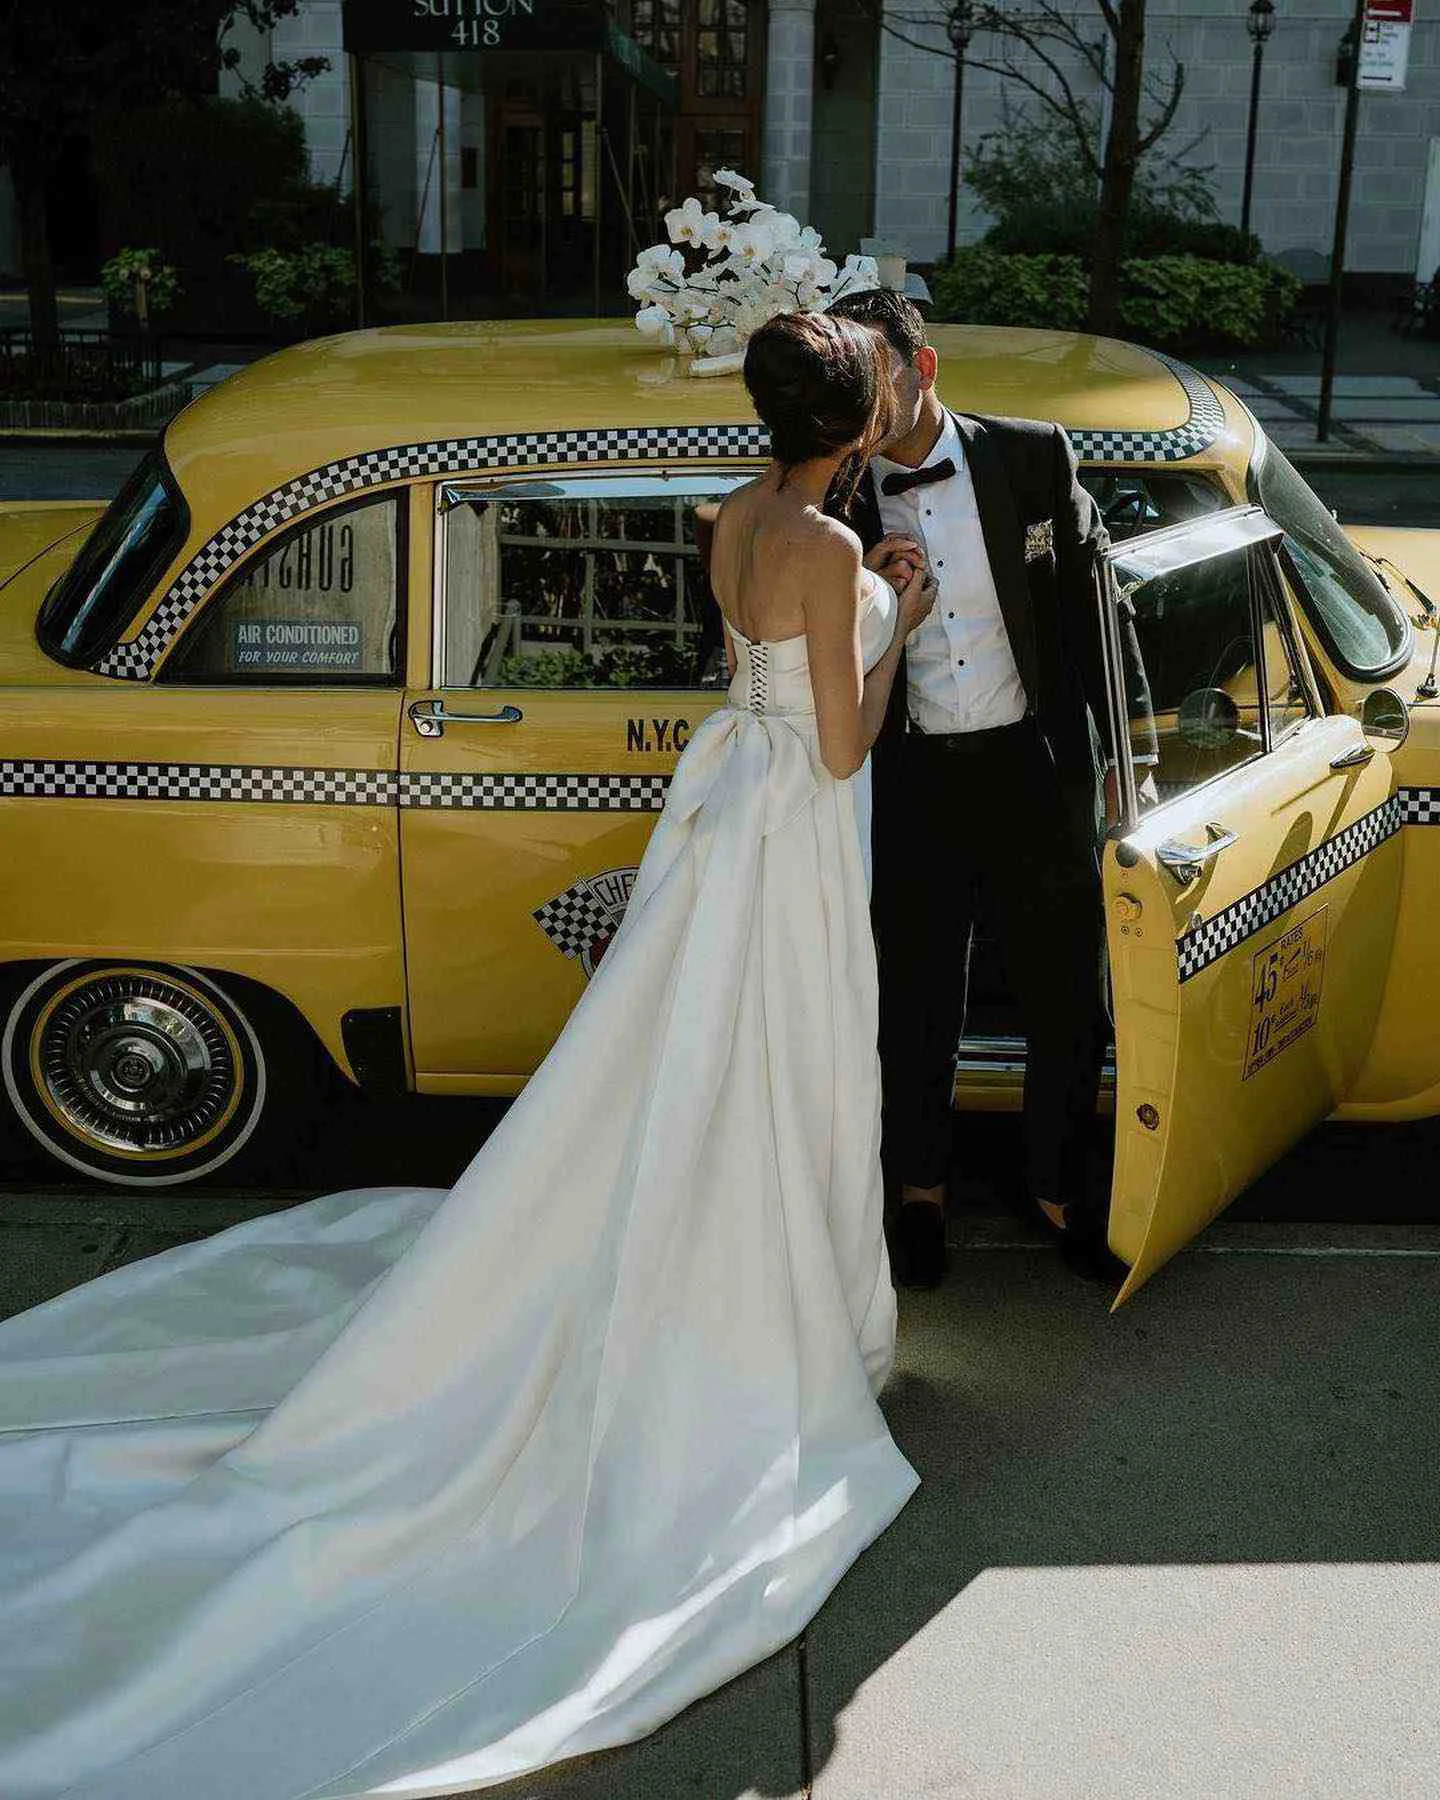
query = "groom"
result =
(827, 287, 1149, 1288)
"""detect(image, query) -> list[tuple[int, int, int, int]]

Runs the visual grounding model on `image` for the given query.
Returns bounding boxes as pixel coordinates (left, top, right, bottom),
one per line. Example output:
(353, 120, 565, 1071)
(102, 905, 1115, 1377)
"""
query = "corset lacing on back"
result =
(745, 641, 770, 714)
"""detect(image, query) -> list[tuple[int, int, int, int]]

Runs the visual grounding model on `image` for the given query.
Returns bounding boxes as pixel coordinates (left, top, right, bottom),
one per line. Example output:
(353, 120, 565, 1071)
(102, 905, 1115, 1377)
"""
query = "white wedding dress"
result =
(0, 572, 917, 1800)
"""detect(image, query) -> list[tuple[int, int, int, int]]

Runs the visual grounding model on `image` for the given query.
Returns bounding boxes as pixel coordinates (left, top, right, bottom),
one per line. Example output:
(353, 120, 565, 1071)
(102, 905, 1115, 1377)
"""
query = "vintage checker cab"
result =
(2, 319, 1438, 1301)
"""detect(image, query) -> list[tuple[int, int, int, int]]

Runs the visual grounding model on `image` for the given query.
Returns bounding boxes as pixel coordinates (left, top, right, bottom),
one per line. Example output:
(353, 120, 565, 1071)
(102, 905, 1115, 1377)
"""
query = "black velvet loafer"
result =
(1034, 1199, 1127, 1286)
(895, 1201, 948, 1289)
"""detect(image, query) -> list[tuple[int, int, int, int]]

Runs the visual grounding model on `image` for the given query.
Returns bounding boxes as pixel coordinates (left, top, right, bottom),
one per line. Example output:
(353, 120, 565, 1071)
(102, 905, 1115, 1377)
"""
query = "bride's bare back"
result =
(708, 473, 864, 645)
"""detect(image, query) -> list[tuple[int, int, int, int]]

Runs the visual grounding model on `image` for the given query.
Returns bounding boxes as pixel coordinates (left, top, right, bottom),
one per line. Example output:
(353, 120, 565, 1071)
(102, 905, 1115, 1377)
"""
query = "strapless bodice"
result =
(724, 570, 898, 719)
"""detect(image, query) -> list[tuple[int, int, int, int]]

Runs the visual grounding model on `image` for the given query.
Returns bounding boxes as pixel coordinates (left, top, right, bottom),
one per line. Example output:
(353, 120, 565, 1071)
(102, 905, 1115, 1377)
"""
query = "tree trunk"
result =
(12, 151, 60, 350)
(1086, 0, 1146, 337)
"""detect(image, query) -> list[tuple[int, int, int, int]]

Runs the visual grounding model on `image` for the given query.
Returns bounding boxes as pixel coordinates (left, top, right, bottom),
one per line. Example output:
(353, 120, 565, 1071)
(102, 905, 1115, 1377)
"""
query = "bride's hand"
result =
(865, 534, 923, 587)
(896, 563, 937, 638)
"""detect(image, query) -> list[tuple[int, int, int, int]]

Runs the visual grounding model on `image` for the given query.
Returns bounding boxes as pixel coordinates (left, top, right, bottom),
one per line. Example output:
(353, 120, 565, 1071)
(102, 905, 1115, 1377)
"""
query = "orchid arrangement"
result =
(627, 170, 881, 368)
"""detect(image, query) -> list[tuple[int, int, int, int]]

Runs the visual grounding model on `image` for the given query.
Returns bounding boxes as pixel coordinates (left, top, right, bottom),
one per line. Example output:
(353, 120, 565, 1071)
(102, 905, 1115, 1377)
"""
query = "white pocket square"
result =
(1024, 518, 1054, 560)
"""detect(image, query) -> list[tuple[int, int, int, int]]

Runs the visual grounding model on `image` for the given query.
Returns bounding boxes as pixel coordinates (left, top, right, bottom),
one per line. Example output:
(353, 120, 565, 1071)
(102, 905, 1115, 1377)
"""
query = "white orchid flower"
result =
(637, 242, 685, 276)
(784, 251, 837, 290)
(627, 266, 665, 302)
(832, 253, 880, 295)
(665, 197, 710, 245)
(713, 168, 755, 195)
(767, 213, 804, 252)
(635, 305, 676, 345)
(728, 219, 777, 266)
(701, 214, 736, 252)
(796, 226, 826, 257)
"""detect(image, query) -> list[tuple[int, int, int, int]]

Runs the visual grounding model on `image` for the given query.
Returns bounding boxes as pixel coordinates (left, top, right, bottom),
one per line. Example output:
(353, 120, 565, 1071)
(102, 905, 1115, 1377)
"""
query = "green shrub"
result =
(99, 249, 183, 318)
(931, 249, 1302, 350)
(930, 250, 1089, 333)
(965, 107, 1259, 268)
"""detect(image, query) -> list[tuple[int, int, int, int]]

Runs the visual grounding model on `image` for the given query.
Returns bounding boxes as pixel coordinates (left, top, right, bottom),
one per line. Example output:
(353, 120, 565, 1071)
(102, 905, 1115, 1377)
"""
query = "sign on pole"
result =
(1360, 0, 1413, 91)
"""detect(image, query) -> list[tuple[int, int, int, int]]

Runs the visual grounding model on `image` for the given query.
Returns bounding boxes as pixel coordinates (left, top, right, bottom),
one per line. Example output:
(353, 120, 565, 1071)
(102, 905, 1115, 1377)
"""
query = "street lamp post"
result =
(945, 3, 976, 265)
(1241, 0, 1276, 240)
(1318, 0, 1367, 443)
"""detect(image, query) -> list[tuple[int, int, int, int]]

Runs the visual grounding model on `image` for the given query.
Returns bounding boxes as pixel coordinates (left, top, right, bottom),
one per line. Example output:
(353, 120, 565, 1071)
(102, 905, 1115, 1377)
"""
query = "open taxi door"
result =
(1098, 507, 1407, 1304)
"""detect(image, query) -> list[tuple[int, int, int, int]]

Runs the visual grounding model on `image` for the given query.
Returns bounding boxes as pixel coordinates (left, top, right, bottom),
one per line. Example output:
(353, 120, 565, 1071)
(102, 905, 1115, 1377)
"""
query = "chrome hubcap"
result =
(36, 974, 238, 1154)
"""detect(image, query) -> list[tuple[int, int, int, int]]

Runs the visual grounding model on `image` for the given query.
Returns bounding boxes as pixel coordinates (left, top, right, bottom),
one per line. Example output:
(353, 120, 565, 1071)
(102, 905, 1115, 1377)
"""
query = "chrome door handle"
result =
(409, 699, 523, 739)
(1329, 742, 1376, 770)
(1156, 824, 1238, 883)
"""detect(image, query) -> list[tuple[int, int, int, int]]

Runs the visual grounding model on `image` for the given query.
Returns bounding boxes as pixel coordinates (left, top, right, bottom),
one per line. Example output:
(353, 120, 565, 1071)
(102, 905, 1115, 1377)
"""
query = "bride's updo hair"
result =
(743, 310, 895, 509)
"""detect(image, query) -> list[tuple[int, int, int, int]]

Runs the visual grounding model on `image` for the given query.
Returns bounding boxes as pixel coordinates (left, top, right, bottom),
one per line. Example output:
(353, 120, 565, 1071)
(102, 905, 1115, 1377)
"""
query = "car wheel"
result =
(1, 960, 268, 1188)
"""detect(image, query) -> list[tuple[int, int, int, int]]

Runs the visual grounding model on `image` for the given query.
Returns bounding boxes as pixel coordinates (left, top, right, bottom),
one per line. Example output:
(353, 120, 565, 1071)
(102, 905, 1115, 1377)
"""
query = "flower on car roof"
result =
(630, 174, 880, 366)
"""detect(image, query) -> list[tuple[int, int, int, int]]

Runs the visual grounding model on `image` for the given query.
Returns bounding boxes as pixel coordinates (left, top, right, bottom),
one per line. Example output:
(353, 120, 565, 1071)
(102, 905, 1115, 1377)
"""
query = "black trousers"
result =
(874, 716, 1107, 1210)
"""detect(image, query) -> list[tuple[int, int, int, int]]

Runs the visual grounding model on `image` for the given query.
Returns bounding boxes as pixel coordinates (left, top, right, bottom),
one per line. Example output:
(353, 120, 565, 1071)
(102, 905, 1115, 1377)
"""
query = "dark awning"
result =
(341, 0, 679, 108)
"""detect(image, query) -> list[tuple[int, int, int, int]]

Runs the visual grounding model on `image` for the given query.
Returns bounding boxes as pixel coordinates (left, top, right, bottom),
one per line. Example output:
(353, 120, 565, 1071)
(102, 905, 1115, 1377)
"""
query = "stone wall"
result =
(867, 0, 1440, 275)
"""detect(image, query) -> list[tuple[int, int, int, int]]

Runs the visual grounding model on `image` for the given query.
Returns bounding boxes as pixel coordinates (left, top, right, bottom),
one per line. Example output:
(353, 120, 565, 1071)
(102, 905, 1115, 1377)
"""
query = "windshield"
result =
(36, 449, 189, 667)
(1250, 444, 1410, 678)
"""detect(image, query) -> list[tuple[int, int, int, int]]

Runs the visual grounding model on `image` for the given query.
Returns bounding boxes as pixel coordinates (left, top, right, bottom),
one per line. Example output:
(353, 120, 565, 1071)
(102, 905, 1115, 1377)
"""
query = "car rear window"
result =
(35, 449, 189, 667)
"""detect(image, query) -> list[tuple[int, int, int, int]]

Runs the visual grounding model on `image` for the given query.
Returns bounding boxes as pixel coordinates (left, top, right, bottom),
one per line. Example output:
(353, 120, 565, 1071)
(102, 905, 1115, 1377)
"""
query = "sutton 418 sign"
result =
(343, 0, 542, 54)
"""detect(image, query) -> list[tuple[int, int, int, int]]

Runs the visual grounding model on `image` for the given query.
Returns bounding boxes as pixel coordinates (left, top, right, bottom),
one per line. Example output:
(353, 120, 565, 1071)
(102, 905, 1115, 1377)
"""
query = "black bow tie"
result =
(879, 457, 956, 498)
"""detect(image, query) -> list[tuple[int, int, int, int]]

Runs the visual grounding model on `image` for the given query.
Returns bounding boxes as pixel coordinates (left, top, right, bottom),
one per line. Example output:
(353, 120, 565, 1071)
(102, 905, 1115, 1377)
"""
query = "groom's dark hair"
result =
(826, 289, 927, 367)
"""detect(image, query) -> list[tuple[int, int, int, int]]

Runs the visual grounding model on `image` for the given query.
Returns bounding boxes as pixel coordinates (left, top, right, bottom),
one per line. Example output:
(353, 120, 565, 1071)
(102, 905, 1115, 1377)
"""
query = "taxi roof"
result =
(162, 318, 1254, 533)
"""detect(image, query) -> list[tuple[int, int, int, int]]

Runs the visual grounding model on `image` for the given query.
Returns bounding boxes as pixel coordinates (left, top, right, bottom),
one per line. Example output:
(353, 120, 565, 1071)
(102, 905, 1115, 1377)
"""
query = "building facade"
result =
(2, 0, 1437, 299)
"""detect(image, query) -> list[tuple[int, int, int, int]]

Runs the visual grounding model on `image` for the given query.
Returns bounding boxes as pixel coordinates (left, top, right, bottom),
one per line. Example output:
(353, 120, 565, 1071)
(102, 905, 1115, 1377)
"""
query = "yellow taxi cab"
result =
(2, 318, 1438, 1302)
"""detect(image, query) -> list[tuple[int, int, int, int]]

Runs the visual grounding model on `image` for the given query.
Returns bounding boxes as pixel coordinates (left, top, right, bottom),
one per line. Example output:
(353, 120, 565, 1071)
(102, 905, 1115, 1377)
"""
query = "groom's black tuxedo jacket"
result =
(838, 408, 1150, 850)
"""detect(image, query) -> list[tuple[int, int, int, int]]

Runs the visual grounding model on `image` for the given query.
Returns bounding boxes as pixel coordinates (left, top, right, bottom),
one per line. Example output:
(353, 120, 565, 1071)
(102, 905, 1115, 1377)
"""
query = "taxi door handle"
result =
(1156, 825, 1238, 882)
(409, 699, 523, 739)
(1329, 742, 1376, 770)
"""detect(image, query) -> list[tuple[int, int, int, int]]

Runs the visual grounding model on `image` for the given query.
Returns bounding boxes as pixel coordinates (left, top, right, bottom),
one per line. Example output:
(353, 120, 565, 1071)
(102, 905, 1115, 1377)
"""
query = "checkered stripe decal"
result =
(1068, 352, 1224, 465)
(1175, 797, 1403, 983)
(533, 885, 619, 959)
(1399, 785, 1440, 825)
(399, 771, 669, 811)
(96, 424, 770, 681)
(0, 760, 397, 806)
(0, 761, 672, 811)
(95, 359, 1224, 683)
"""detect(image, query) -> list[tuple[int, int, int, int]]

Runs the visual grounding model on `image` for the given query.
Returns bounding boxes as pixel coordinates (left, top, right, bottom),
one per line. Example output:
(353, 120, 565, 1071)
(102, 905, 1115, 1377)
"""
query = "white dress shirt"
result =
(871, 411, 1027, 736)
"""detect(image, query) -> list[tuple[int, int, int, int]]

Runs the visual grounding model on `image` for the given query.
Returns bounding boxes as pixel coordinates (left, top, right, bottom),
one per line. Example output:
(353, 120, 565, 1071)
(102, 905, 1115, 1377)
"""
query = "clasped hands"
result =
(865, 534, 936, 638)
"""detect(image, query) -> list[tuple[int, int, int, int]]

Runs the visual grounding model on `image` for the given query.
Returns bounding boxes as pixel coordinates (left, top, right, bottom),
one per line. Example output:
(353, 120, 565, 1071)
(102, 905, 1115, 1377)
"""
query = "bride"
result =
(0, 310, 932, 1800)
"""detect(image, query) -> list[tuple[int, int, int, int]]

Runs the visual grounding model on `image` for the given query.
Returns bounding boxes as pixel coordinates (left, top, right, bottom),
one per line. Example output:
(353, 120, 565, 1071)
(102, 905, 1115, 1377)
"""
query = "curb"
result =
(1285, 448, 1440, 470)
(0, 428, 159, 448)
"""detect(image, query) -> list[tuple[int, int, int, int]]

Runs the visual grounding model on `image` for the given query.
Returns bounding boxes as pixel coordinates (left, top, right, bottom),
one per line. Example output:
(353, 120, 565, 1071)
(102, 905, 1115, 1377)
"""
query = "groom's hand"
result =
(864, 535, 924, 587)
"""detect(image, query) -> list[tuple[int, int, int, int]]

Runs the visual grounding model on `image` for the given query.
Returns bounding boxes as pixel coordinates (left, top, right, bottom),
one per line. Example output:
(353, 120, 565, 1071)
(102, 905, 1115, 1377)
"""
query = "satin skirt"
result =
(0, 705, 916, 1799)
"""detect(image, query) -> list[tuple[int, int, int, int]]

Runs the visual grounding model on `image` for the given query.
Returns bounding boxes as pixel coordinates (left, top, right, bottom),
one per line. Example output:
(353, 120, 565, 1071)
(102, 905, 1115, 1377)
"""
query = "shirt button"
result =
(947, 611, 955, 619)
(957, 657, 966, 667)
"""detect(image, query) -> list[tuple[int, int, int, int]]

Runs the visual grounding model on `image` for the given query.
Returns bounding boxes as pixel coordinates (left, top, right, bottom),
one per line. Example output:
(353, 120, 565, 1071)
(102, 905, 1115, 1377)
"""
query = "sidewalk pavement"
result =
(501, 1217, 1440, 1800)
(8, 1185, 1440, 1800)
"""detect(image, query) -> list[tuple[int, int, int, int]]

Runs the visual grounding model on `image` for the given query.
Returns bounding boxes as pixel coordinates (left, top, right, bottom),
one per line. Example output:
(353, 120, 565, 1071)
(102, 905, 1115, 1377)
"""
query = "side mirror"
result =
(1360, 686, 1410, 749)
(1177, 687, 1241, 751)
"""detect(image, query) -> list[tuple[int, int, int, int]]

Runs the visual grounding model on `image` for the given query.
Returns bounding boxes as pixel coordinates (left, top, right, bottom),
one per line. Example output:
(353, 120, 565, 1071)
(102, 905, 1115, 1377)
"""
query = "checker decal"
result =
(0, 760, 397, 806)
(400, 771, 669, 811)
(1399, 786, 1440, 825)
(533, 867, 639, 977)
(0, 761, 673, 812)
(93, 356, 1224, 683)
(1175, 797, 1403, 983)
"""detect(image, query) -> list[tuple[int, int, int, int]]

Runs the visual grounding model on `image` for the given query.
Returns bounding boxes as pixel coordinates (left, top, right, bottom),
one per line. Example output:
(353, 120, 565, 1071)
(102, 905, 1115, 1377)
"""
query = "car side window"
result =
(1117, 540, 1316, 808)
(439, 474, 753, 691)
(160, 492, 404, 684)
